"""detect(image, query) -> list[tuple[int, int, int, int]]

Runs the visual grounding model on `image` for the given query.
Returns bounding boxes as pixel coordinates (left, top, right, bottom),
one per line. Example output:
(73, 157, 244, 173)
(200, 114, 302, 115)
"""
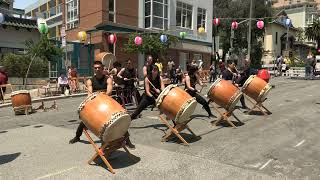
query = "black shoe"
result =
(208, 114, 215, 118)
(126, 139, 136, 150)
(69, 137, 80, 144)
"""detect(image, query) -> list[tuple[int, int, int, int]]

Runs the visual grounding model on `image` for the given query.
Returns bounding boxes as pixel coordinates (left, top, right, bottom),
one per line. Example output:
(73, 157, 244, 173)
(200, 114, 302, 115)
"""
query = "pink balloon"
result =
(134, 36, 143, 45)
(108, 34, 117, 44)
(231, 21, 238, 30)
(213, 18, 220, 26)
(257, 20, 264, 29)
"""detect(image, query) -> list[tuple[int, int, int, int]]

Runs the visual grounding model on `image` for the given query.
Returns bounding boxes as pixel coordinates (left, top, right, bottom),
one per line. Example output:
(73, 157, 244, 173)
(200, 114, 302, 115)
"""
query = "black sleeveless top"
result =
(146, 76, 161, 97)
(145, 64, 153, 76)
(123, 68, 136, 87)
(185, 74, 197, 89)
(91, 75, 108, 92)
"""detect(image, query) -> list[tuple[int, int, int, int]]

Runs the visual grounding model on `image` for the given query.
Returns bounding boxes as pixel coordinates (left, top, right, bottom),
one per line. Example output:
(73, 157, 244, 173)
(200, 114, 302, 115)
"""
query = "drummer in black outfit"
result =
(69, 61, 135, 149)
(143, 55, 154, 78)
(131, 65, 165, 120)
(185, 65, 214, 118)
(222, 60, 248, 109)
(117, 59, 141, 104)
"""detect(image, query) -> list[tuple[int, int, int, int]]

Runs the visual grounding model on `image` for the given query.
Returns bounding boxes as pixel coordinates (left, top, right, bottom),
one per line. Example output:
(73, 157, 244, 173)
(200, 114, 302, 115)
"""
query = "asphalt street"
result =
(0, 77, 319, 179)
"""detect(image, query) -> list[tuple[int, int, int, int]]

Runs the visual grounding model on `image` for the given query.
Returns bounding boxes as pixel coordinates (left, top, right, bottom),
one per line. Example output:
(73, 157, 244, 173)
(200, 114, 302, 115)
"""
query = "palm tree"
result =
(305, 19, 320, 50)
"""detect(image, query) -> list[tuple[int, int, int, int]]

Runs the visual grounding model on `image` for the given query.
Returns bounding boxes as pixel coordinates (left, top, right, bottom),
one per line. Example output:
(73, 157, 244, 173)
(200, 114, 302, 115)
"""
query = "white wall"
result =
(0, 26, 40, 49)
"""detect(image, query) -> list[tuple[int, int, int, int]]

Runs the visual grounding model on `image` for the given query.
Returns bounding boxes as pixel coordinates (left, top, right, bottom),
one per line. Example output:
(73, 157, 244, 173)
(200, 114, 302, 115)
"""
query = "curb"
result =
(0, 93, 87, 108)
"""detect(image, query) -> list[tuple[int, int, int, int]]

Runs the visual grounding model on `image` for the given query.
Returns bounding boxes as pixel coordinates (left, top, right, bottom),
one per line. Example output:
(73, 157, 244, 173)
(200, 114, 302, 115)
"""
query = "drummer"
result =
(143, 55, 155, 78)
(184, 65, 214, 118)
(131, 65, 165, 120)
(69, 60, 136, 149)
(117, 59, 141, 104)
(222, 60, 248, 109)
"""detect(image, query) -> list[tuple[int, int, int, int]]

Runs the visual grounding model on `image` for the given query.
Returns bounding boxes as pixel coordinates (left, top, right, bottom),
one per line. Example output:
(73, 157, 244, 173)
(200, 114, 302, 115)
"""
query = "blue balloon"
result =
(285, 18, 291, 27)
(160, 34, 168, 43)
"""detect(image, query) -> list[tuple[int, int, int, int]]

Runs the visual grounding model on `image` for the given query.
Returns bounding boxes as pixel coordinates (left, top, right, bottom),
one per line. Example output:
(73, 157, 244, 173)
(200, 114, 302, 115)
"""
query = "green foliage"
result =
(305, 19, 320, 50)
(123, 32, 179, 58)
(25, 34, 63, 62)
(250, 41, 263, 68)
(1, 53, 48, 78)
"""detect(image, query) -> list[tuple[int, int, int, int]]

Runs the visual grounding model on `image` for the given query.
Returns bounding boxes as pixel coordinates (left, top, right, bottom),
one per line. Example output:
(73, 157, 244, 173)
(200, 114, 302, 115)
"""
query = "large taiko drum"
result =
(78, 92, 131, 143)
(11, 90, 32, 114)
(207, 78, 242, 111)
(242, 75, 271, 102)
(156, 84, 197, 124)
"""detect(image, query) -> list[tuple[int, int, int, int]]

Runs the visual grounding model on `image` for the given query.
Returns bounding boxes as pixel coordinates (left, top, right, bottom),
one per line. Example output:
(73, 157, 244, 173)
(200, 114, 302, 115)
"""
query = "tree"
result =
(305, 19, 320, 51)
(24, 34, 63, 88)
(123, 32, 179, 59)
(1, 53, 48, 83)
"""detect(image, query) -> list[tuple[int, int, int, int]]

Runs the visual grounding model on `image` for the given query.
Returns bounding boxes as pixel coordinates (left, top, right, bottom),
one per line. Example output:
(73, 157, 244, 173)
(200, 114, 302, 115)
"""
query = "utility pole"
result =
(247, 0, 254, 62)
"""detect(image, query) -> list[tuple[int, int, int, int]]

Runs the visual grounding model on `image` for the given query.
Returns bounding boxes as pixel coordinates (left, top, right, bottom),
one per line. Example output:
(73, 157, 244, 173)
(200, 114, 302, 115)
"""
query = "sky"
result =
(13, 0, 38, 9)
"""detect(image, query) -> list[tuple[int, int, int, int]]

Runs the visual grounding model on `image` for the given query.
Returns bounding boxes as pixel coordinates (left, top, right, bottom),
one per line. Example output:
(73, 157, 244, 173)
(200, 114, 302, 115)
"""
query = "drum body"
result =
(207, 79, 242, 111)
(156, 84, 197, 124)
(257, 69, 270, 83)
(78, 92, 131, 143)
(11, 90, 32, 108)
(242, 75, 271, 102)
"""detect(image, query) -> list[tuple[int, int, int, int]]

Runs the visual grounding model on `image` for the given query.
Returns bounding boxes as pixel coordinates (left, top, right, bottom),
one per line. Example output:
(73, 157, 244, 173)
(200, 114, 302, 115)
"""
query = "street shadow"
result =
(165, 132, 202, 144)
(92, 150, 140, 170)
(0, 152, 21, 165)
(245, 110, 271, 116)
(210, 119, 244, 128)
(68, 120, 78, 123)
(0, 130, 8, 134)
(78, 139, 102, 144)
(20, 124, 30, 127)
(34, 125, 44, 128)
(190, 114, 217, 120)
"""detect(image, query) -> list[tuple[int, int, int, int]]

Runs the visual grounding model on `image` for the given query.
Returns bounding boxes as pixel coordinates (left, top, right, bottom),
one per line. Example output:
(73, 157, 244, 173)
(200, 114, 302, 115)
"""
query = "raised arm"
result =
(117, 68, 126, 79)
(159, 76, 165, 91)
(86, 79, 93, 96)
(106, 77, 113, 96)
(143, 66, 148, 78)
(144, 77, 153, 97)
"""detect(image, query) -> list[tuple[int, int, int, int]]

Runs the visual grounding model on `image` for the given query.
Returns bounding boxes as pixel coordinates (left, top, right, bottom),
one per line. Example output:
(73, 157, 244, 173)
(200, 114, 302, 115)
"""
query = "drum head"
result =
(242, 75, 255, 91)
(227, 92, 242, 111)
(207, 78, 222, 97)
(258, 84, 272, 102)
(95, 52, 116, 68)
(175, 98, 197, 124)
(155, 84, 177, 107)
(11, 90, 30, 97)
(101, 112, 131, 143)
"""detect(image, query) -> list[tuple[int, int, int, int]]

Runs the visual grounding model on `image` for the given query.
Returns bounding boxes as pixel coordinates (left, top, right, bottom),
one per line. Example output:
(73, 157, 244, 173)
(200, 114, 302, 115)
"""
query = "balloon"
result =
(0, 13, 4, 24)
(77, 31, 87, 42)
(108, 33, 117, 44)
(231, 21, 238, 30)
(257, 20, 264, 29)
(160, 34, 168, 43)
(38, 23, 48, 34)
(134, 36, 143, 45)
(198, 27, 205, 34)
(179, 32, 186, 39)
(213, 18, 220, 26)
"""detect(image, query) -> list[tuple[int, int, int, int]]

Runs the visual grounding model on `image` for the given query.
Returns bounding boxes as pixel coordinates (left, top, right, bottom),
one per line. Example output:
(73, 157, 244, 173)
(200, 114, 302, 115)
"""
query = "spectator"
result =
(155, 58, 163, 75)
(209, 64, 216, 83)
(305, 53, 314, 80)
(167, 58, 175, 79)
(58, 73, 70, 95)
(281, 62, 287, 76)
(174, 65, 183, 84)
(0, 66, 8, 101)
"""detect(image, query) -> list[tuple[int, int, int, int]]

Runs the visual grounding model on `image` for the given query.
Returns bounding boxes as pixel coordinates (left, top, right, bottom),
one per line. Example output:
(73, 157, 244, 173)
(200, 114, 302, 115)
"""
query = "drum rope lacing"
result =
(11, 90, 30, 97)
(100, 111, 129, 140)
(226, 91, 242, 111)
(257, 84, 271, 102)
(174, 97, 196, 122)
(77, 92, 100, 113)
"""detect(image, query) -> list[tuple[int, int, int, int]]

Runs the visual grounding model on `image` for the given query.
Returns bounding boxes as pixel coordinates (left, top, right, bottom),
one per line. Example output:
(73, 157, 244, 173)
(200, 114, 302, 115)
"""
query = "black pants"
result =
(186, 89, 212, 116)
(209, 72, 216, 82)
(59, 84, 70, 94)
(131, 93, 156, 119)
(74, 95, 125, 139)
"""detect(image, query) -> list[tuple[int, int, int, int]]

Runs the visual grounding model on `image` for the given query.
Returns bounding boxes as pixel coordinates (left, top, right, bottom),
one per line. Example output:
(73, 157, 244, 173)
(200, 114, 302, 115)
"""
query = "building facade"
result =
(25, 0, 213, 78)
(273, 0, 320, 10)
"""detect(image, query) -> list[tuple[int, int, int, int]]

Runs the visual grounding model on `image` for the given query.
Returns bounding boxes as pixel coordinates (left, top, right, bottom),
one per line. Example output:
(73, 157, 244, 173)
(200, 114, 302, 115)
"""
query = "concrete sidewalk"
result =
(0, 124, 283, 180)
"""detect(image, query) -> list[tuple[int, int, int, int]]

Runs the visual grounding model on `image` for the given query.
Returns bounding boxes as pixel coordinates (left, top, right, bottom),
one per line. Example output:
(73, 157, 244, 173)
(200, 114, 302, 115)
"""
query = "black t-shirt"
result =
(146, 76, 161, 97)
(91, 75, 108, 92)
(123, 68, 136, 87)
(222, 69, 234, 81)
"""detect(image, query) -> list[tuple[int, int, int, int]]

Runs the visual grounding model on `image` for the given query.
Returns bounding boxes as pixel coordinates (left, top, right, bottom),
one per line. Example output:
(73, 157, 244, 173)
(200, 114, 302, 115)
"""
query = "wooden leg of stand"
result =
(224, 112, 237, 128)
(162, 130, 174, 142)
(159, 116, 189, 146)
(185, 125, 197, 137)
(261, 104, 272, 114)
(88, 143, 108, 165)
(212, 105, 224, 126)
(83, 129, 115, 174)
(256, 103, 268, 116)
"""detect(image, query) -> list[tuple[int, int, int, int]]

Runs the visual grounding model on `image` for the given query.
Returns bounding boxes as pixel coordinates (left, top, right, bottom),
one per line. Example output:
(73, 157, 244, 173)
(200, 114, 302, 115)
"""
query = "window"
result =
(144, 0, 168, 29)
(66, 0, 79, 30)
(197, 8, 206, 30)
(109, 0, 115, 22)
(176, 1, 193, 29)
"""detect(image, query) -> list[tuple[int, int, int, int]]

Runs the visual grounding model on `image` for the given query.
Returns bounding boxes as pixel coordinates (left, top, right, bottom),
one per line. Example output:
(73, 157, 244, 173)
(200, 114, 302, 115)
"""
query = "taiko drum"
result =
(242, 75, 272, 102)
(78, 92, 131, 142)
(11, 90, 32, 108)
(156, 84, 197, 124)
(207, 79, 242, 111)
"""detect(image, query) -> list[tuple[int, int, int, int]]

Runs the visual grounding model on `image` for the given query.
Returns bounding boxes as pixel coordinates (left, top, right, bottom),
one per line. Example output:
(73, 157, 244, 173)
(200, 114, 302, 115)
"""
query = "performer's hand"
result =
(235, 84, 239, 87)
(155, 89, 161, 94)
(124, 78, 129, 81)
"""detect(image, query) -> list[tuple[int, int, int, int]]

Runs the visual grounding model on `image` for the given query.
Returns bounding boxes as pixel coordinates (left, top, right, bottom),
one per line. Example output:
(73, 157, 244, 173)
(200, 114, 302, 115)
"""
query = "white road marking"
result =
(34, 167, 77, 180)
(259, 159, 273, 170)
(294, 140, 305, 147)
(248, 162, 262, 168)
